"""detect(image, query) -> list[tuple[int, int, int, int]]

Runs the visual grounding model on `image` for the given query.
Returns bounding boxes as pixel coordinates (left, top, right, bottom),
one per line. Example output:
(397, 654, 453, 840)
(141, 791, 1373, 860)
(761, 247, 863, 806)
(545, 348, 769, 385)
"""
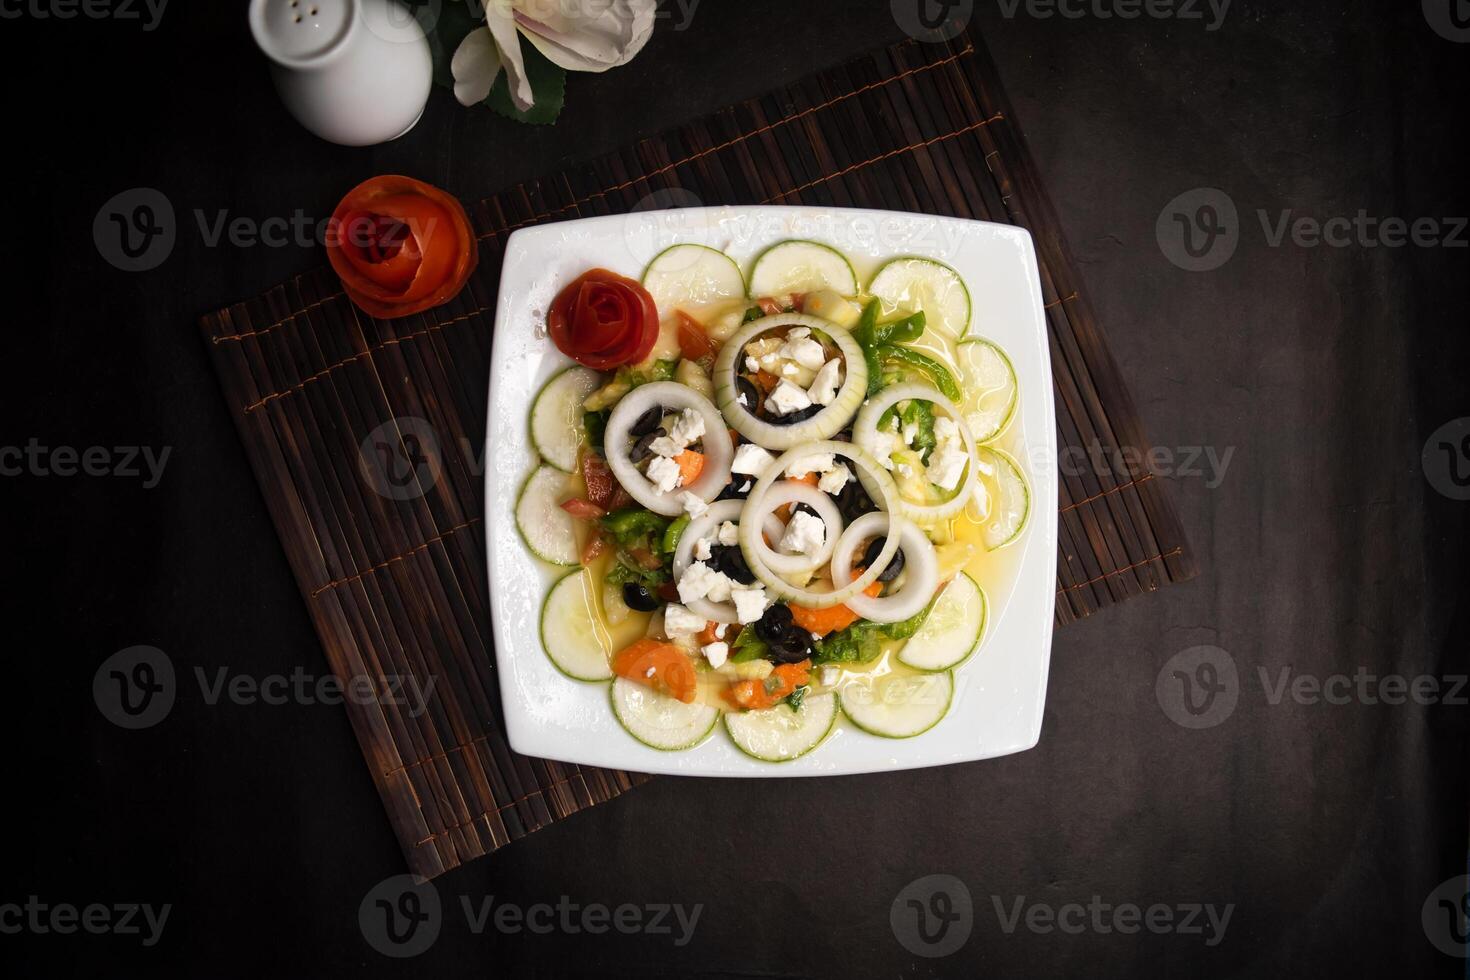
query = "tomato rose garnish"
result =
(326, 175, 478, 319)
(547, 269, 659, 370)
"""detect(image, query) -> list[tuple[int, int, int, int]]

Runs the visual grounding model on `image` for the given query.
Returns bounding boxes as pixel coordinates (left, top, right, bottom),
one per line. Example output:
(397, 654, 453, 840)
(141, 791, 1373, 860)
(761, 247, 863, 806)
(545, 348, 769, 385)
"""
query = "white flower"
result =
(452, 0, 657, 111)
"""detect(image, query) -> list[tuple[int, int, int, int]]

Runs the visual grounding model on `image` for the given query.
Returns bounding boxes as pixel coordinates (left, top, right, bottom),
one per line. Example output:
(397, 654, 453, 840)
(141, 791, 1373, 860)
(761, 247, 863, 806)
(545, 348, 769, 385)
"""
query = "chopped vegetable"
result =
(613, 639, 697, 703)
(724, 660, 811, 710)
(810, 620, 884, 665)
(880, 594, 938, 640)
(560, 498, 605, 521)
(582, 452, 617, 508)
(788, 582, 882, 637)
(583, 410, 609, 450)
(900, 398, 938, 462)
(730, 626, 769, 663)
(673, 449, 705, 486)
(661, 515, 690, 555)
(599, 507, 670, 546)
(785, 684, 810, 711)
(854, 303, 928, 395)
(676, 312, 718, 361)
(741, 306, 766, 324)
(880, 346, 961, 402)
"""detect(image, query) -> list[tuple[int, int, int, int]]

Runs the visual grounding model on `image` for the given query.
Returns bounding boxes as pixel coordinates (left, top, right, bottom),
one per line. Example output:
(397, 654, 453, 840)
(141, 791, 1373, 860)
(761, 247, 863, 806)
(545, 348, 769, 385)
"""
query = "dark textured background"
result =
(6, 1, 1467, 976)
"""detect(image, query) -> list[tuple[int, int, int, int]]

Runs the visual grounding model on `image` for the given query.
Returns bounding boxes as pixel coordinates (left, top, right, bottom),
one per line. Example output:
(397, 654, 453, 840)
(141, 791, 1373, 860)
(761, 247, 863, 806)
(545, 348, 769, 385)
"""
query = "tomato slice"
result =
(326, 175, 478, 319)
(676, 312, 717, 361)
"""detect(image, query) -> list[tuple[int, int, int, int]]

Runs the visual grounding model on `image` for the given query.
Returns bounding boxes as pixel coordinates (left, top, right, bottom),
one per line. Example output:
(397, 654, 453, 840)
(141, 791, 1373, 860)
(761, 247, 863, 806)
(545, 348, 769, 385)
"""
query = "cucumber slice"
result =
(897, 573, 987, 672)
(868, 258, 972, 336)
(724, 693, 838, 762)
(540, 569, 613, 681)
(840, 670, 954, 739)
(531, 366, 601, 472)
(956, 338, 1018, 444)
(611, 678, 719, 751)
(641, 244, 746, 313)
(515, 464, 579, 565)
(973, 447, 1030, 550)
(748, 240, 858, 298)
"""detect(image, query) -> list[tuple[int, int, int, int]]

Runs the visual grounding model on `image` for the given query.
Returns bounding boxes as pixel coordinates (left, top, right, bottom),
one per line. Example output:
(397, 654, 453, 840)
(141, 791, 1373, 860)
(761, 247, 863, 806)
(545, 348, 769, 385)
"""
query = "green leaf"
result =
(487, 42, 567, 125)
(785, 685, 810, 711)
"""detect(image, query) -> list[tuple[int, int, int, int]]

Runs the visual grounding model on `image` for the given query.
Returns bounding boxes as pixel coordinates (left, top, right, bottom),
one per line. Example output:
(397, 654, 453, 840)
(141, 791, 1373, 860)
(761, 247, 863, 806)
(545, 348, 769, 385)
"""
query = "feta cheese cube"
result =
(663, 603, 706, 638)
(730, 586, 769, 624)
(731, 443, 777, 476)
(678, 492, 709, 519)
(785, 326, 811, 340)
(902, 423, 918, 446)
(714, 622, 728, 639)
(717, 521, 739, 546)
(668, 408, 706, 446)
(896, 462, 915, 479)
(646, 454, 682, 493)
(817, 463, 851, 495)
(693, 537, 713, 561)
(702, 641, 729, 669)
(934, 415, 959, 441)
(779, 510, 827, 554)
(779, 336, 827, 371)
(820, 666, 840, 686)
(744, 356, 760, 373)
(786, 453, 835, 478)
(765, 379, 812, 416)
(927, 446, 970, 492)
(807, 358, 842, 405)
(676, 561, 724, 603)
(649, 435, 682, 458)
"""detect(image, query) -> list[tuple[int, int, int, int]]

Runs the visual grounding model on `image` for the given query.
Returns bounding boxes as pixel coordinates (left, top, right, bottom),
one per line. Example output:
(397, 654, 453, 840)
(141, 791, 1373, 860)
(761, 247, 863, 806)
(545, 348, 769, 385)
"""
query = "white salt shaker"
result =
(249, 0, 433, 147)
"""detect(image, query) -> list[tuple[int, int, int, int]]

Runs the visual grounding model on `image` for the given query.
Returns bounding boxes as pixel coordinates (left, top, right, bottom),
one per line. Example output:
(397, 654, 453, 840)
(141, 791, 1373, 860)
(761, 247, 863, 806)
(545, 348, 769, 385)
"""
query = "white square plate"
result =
(486, 206, 1056, 776)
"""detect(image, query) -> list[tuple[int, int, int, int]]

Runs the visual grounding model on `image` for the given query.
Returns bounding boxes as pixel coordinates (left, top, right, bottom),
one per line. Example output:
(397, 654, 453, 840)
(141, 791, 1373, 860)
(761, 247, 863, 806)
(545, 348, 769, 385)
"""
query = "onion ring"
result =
(738, 441, 900, 609)
(852, 382, 979, 525)
(672, 500, 783, 624)
(742, 480, 844, 575)
(604, 382, 734, 517)
(830, 512, 939, 623)
(712, 314, 868, 450)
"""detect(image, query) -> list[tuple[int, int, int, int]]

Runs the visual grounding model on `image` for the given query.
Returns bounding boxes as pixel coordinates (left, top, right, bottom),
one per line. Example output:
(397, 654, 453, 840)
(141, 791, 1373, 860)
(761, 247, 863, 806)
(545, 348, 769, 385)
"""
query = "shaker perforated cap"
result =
(249, 0, 355, 67)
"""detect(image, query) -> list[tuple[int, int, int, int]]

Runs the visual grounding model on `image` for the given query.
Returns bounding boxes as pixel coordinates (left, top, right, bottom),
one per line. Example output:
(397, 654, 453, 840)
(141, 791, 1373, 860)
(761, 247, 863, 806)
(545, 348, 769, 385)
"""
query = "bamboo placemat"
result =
(200, 27, 1194, 878)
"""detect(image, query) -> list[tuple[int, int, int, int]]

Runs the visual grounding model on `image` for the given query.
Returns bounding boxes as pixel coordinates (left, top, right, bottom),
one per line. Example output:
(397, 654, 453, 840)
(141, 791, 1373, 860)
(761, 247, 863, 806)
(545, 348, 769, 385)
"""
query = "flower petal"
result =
(485, 0, 536, 110)
(514, 0, 656, 73)
(450, 27, 504, 106)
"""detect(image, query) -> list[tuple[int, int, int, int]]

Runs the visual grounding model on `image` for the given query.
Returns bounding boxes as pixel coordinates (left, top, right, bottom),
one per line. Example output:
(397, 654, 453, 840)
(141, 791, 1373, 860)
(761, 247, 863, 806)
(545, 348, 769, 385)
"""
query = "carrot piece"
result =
(613, 639, 698, 704)
(674, 449, 705, 486)
(696, 621, 722, 646)
(723, 660, 811, 711)
(788, 582, 883, 637)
